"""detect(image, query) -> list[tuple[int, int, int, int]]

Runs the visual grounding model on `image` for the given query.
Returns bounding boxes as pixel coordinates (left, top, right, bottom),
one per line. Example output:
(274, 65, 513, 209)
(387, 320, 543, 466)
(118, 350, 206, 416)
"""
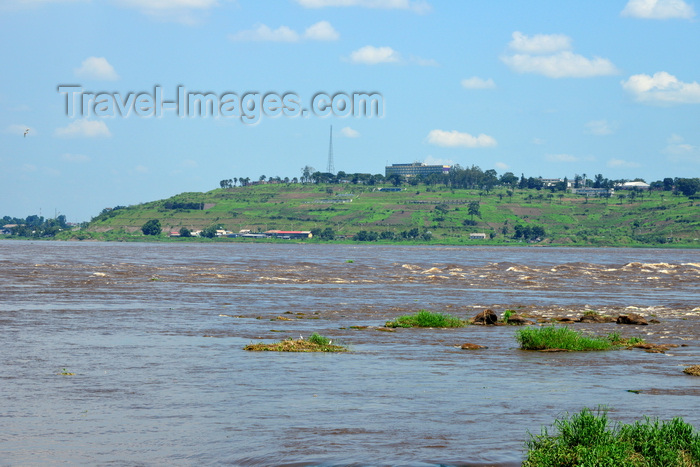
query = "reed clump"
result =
(385, 310, 465, 328)
(516, 326, 622, 351)
(524, 407, 700, 466)
(244, 333, 347, 352)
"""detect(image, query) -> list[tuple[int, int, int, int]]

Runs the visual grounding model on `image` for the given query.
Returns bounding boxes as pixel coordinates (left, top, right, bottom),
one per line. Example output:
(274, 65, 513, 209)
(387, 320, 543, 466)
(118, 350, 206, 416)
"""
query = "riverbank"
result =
(70, 183, 700, 247)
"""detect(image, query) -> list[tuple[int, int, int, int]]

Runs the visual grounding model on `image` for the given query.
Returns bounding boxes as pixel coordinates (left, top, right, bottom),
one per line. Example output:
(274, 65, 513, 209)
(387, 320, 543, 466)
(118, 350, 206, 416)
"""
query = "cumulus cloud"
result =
(427, 130, 497, 148)
(230, 21, 339, 42)
(495, 161, 509, 170)
(74, 57, 119, 81)
(340, 126, 360, 138)
(502, 32, 618, 78)
(114, 0, 219, 24)
(424, 155, 454, 166)
(545, 153, 578, 162)
(230, 24, 300, 42)
(621, 0, 695, 19)
(295, 0, 431, 13)
(348, 45, 401, 64)
(54, 119, 111, 138)
(622, 72, 700, 104)
(461, 77, 496, 89)
(502, 51, 618, 78)
(586, 119, 617, 135)
(304, 21, 340, 40)
(508, 31, 571, 54)
(607, 158, 641, 168)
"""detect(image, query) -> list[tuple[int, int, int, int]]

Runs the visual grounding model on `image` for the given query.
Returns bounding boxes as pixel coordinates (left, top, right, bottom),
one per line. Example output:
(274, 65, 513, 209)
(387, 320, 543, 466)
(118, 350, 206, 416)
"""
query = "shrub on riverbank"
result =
(244, 333, 347, 352)
(516, 326, 617, 351)
(385, 310, 465, 328)
(523, 407, 700, 466)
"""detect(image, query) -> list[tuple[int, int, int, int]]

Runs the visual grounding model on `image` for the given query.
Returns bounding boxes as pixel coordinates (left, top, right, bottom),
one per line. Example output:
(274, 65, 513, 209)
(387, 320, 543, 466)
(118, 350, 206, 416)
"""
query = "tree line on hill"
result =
(1, 214, 68, 237)
(220, 165, 700, 196)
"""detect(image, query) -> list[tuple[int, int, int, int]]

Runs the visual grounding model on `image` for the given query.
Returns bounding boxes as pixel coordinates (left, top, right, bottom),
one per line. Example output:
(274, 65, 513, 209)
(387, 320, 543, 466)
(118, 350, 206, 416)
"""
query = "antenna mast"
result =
(327, 125, 335, 174)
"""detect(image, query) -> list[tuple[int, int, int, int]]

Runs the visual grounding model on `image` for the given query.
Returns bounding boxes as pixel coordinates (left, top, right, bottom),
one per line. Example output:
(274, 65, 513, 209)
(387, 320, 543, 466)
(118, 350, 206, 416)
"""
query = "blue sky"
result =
(1, 0, 699, 222)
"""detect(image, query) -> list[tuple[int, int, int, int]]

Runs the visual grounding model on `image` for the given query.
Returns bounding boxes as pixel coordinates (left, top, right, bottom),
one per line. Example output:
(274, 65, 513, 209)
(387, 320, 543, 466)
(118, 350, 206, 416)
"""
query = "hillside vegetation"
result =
(73, 183, 699, 247)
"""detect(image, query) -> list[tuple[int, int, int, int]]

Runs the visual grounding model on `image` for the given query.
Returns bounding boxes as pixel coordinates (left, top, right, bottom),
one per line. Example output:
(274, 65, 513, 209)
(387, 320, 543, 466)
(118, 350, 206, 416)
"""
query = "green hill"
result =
(77, 183, 699, 247)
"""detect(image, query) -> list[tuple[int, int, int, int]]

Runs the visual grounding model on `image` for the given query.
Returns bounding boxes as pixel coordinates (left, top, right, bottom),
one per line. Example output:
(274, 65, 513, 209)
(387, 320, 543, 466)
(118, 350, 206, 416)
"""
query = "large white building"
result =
(385, 162, 450, 178)
(617, 181, 650, 190)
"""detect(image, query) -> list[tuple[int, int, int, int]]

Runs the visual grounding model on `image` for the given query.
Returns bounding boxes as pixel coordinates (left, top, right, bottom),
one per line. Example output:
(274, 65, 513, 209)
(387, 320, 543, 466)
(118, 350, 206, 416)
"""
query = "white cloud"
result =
(668, 133, 685, 144)
(61, 153, 91, 163)
(134, 165, 149, 174)
(54, 119, 111, 138)
(340, 126, 360, 138)
(74, 57, 119, 81)
(230, 21, 339, 42)
(461, 77, 496, 89)
(427, 130, 497, 148)
(621, 0, 695, 19)
(5, 124, 35, 137)
(502, 51, 618, 78)
(114, 0, 219, 24)
(532, 137, 546, 145)
(304, 21, 340, 41)
(621, 72, 700, 104)
(295, 0, 431, 13)
(409, 56, 439, 67)
(545, 153, 578, 162)
(607, 158, 641, 168)
(495, 161, 509, 170)
(424, 155, 454, 166)
(508, 31, 572, 54)
(348, 45, 401, 64)
(502, 32, 618, 78)
(585, 119, 617, 135)
(0, 0, 87, 11)
(230, 24, 300, 42)
(663, 134, 700, 163)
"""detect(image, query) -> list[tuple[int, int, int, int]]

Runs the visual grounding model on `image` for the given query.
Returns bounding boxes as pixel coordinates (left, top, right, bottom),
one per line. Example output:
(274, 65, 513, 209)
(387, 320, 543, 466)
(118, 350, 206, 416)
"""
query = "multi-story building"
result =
(385, 162, 451, 178)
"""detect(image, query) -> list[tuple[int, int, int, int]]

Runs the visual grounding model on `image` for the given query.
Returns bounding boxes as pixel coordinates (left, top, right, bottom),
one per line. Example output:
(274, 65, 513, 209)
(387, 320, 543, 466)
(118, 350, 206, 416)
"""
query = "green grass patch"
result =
(502, 309, 515, 323)
(244, 333, 347, 352)
(607, 331, 646, 346)
(516, 326, 617, 351)
(524, 407, 700, 467)
(385, 310, 465, 328)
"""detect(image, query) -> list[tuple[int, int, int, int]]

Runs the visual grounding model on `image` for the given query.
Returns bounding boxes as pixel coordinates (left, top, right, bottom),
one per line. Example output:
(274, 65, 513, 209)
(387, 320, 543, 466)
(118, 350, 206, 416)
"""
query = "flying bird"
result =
(23, 129, 29, 138)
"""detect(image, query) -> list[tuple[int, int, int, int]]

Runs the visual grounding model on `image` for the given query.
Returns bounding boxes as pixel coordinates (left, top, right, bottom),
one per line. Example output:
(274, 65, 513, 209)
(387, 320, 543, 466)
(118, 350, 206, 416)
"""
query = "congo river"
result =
(1, 241, 698, 466)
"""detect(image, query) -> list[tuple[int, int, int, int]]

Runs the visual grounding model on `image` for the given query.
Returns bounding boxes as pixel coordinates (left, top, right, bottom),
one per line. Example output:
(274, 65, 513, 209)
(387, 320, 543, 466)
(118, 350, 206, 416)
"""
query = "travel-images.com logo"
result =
(58, 86, 384, 125)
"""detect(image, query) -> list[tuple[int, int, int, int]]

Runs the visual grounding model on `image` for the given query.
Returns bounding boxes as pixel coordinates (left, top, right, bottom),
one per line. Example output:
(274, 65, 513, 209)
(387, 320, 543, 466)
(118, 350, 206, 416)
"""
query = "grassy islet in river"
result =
(244, 333, 347, 352)
(516, 326, 645, 351)
(385, 310, 466, 328)
(524, 407, 700, 467)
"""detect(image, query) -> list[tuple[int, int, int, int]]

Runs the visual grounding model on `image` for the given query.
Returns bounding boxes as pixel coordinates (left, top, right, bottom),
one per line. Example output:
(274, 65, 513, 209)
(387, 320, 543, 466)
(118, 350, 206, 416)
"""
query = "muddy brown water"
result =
(1, 241, 699, 466)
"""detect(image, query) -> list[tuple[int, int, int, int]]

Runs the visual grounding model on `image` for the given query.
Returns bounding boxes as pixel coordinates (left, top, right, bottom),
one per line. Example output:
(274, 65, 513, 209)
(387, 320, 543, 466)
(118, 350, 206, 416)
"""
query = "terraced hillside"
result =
(81, 183, 699, 246)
